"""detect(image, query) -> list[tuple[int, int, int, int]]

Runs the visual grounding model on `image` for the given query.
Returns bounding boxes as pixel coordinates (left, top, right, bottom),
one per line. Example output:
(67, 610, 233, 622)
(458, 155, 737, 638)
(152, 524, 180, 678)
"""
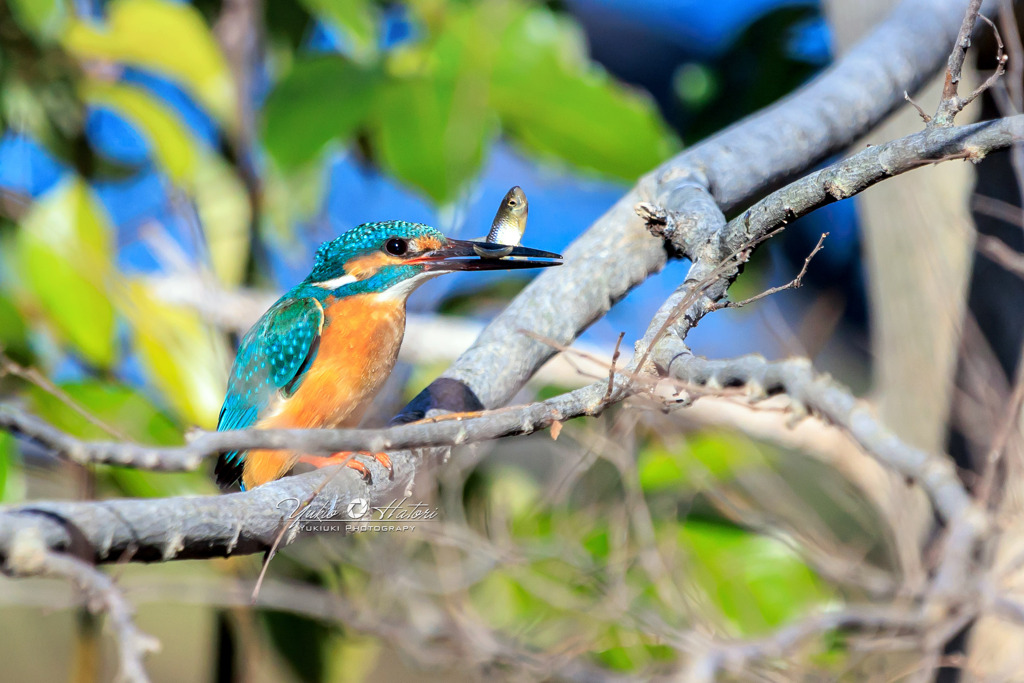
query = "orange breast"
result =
(242, 294, 407, 488)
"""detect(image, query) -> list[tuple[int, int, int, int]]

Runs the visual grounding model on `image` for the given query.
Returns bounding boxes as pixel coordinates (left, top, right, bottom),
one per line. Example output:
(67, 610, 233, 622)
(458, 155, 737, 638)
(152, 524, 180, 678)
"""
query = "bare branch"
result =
(650, 345, 974, 525)
(682, 606, 924, 683)
(3, 542, 159, 682)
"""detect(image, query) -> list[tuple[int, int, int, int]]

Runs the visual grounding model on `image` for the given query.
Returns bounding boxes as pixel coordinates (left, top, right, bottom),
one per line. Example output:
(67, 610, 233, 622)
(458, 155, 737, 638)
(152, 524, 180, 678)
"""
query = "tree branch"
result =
(0, 107, 1017, 569)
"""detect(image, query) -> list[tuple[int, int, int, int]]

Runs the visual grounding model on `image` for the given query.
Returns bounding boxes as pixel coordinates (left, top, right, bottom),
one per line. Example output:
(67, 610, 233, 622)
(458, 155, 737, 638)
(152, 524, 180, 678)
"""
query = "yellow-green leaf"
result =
(193, 153, 251, 287)
(681, 520, 831, 634)
(16, 180, 117, 367)
(117, 280, 228, 427)
(8, 0, 67, 42)
(81, 80, 199, 182)
(63, 0, 236, 129)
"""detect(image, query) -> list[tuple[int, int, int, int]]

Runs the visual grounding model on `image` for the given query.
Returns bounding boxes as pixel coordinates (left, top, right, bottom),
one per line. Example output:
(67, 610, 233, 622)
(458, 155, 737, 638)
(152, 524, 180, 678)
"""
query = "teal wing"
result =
(215, 297, 325, 490)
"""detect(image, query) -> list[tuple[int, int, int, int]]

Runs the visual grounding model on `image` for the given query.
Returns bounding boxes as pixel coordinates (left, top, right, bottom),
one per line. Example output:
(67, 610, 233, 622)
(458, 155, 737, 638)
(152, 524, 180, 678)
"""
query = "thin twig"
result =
(0, 352, 130, 441)
(714, 233, 828, 310)
(603, 332, 626, 402)
(959, 15, 1009, 112)
(934, 0, 985, 125)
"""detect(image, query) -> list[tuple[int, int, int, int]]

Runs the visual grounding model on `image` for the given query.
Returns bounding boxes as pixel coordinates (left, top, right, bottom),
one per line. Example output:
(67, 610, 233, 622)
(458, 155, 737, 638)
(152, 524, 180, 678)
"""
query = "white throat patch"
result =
(313, 274, 358, 290)
(377, 270, 443, 300)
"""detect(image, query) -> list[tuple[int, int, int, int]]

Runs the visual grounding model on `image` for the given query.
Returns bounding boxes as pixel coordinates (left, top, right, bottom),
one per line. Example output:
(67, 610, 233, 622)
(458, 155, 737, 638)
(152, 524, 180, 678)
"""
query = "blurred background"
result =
(0, 0, 1013, 679)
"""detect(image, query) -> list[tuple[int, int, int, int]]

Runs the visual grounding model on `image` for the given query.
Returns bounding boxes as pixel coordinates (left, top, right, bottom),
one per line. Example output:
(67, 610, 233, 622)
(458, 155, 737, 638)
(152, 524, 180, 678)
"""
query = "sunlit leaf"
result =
(491, 7, 677, 180)
(298, 0, 377, 60)
(16, 180, 117, 368)
(193, 153, 251, 287)
(638, 432, 763, 493)
(261, 56, 380, 170)
(63, 0, 236, 129)
(81, 81, 199, 182)
(325, 635, 380, 683)
(8, 0, 67, 42)
(117, 280, 228, 427)
(681, 520, 830, 634)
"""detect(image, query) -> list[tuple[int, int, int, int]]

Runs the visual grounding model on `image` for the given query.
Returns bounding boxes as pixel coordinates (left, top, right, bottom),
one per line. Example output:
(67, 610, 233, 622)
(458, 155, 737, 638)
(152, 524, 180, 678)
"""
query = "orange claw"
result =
(298, 451, 393, 484)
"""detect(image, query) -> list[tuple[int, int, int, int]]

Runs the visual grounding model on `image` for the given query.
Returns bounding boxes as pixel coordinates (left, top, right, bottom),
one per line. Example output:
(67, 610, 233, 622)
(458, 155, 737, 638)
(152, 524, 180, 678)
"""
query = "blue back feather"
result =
(214, 297, 324, 489)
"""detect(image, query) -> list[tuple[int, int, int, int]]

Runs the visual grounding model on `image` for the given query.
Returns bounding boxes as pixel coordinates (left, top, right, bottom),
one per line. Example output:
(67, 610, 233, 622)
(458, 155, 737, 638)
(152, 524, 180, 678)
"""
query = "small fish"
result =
(474, 186, 528, 258)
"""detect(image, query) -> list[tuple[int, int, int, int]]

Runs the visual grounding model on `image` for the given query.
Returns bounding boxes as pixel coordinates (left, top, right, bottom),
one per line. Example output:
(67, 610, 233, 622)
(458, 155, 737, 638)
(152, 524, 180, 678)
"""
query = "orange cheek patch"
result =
(344, 252, 397, 279)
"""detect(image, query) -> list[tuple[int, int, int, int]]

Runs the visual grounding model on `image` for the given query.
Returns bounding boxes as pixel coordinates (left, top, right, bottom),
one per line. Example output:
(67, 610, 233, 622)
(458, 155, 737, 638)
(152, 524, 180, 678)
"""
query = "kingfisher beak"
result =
(415, 239, 563, 272)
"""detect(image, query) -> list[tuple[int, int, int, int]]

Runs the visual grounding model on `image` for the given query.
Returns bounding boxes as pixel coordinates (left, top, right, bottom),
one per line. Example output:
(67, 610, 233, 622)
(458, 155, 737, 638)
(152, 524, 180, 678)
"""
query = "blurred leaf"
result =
(262, 610, 333, 683)
(470, 573, 535, 631)
(263, 161, 326, 240)
(0, 291, 32, 365)
(193, 153, 251, 287)
(22, 381, 204, 496)
(488, 465, 540, 522)
(8, 0, 67, 42)
(117, 280, 228, 427)
(81, 81, 198, 182)
(325, 635, 380, 683)
(681, 520, 830, 634)
(16, 180, 117, 368)
(63, 0, 236, 129)
(24, 381, 182, 443)
(594, 632, 674, 673)
(262, 56, 380, 170)
(638, 432, 763, 493)
(298, 0, 377, 60)
(373, 73, 495, 204)
(491, 7, 677, 180)
(0, 432, 14, 501)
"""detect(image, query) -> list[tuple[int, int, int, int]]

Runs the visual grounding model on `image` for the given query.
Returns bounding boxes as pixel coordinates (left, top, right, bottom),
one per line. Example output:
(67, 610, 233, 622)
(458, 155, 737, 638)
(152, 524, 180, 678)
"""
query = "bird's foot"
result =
(298, 451, 394, 484)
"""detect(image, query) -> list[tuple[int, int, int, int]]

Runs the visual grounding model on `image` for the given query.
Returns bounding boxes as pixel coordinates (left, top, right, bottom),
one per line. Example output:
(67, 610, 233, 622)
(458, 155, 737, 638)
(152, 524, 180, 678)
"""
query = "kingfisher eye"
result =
(384, 237, 408, 256)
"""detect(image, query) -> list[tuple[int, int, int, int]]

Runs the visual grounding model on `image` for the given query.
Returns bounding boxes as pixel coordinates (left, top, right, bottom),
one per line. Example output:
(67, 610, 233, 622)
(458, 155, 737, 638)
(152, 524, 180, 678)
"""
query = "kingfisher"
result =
(215, 220, 561, 491)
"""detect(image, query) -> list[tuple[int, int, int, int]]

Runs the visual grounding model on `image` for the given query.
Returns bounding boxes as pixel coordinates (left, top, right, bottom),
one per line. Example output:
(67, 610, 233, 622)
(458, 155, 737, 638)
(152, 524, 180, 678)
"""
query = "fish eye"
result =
(507, 200, 517, 207)
(384, 237, 408, 256)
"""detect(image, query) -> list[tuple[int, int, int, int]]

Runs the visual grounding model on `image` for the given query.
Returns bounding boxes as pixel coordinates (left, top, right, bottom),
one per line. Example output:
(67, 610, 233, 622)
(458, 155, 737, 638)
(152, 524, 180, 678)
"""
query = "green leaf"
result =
(81, 81, 199, 183)
(24, 381, 182, 444)
(22, 380, 203, 497)
(491, 7, 677, 180)
(16, 180, 117, 368)
(63, 0, 236, 129)
(261, 56, 380, 170)
(681, 520, 830, 634)
(373, 73, 496, 204)
(262, 610, 333, 683)
(0, 290, 32, 365)
(638, 432, 763, 493)
(0, 432, 18, 501)
(298, 0, 377, 60)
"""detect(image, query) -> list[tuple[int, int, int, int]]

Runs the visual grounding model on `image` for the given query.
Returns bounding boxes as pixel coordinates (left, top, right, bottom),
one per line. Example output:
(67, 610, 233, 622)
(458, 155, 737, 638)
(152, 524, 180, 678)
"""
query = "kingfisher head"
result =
(301, 220, 561, 299)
